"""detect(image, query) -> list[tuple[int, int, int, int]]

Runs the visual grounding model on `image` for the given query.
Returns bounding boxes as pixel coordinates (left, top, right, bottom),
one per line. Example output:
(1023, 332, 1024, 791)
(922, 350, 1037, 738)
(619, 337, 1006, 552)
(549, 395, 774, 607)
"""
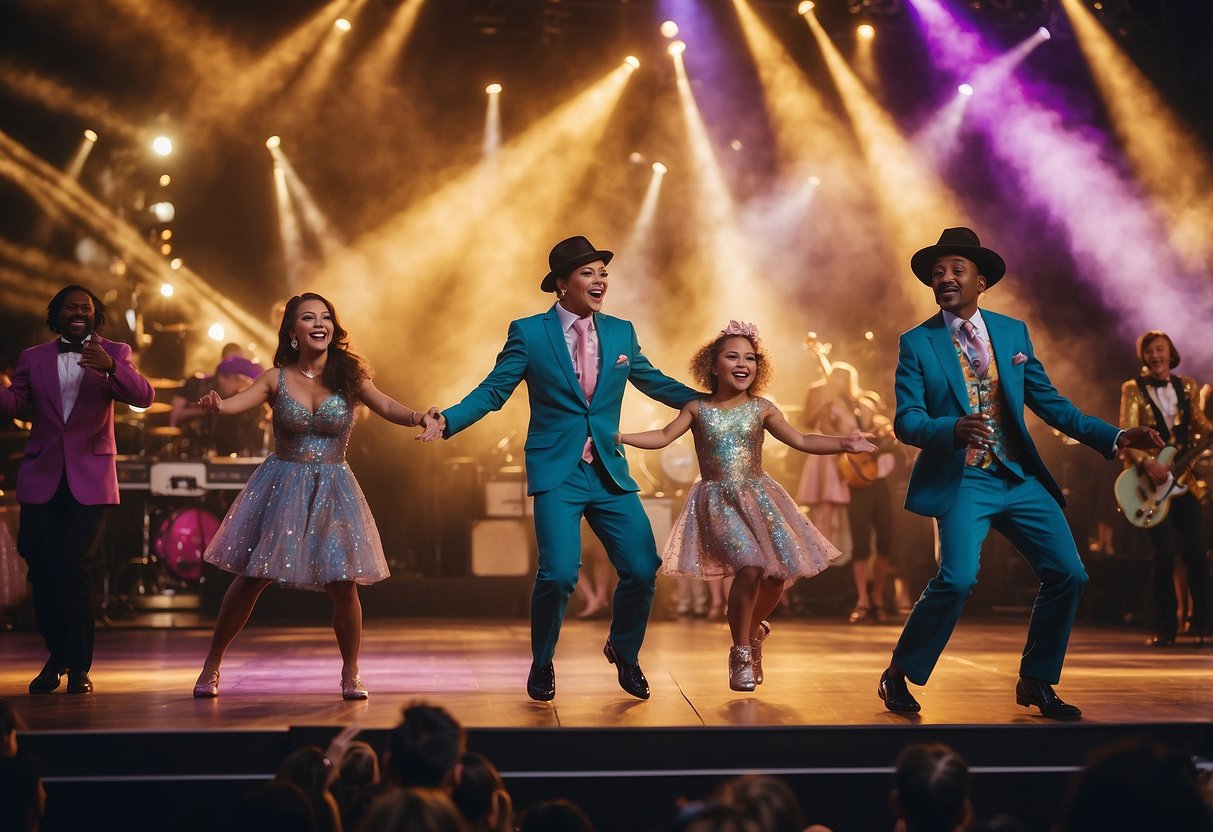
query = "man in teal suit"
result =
(428, 237, 699, 700)
(878, 228, 1160, 719)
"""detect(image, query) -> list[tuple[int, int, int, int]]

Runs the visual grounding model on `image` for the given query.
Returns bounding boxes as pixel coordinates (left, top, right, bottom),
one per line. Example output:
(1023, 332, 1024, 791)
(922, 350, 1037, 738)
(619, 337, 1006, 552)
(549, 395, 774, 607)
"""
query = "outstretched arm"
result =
(356, 378, 428, 428)
(618, 401, 696, 450)
(197, 370, 273, 415)
(764, 403, 876, 455)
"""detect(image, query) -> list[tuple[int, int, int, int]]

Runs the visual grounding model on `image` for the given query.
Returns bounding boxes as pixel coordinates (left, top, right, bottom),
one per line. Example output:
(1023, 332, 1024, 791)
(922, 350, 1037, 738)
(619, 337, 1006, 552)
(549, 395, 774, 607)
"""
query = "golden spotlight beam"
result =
(1060, 0, 1213, 272)
(0, 127, 274, 350)
(670, 50, 760, 321)
(185, 0, 351, 133)
(351, 0, 427, 92)
(286, 0, 369, 117)
(272, 150, 345, 260)
(805, 10, 965, 316)
(0, 62, 142, 142)
(272, 162, 306, 294)
(731, 0, 864, 179)
(308, 65, 636, 401)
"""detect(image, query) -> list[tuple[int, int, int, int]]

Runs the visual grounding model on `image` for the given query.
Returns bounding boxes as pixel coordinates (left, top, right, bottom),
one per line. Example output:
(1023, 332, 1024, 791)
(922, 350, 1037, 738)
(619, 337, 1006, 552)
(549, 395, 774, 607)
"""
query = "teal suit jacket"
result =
(443, 307, 699, 495)
(894, 310, 1118, 518)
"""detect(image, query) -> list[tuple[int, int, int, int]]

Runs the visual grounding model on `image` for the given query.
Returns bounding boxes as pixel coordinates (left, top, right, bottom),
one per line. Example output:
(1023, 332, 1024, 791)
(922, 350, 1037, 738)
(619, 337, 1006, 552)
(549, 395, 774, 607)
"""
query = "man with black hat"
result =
(877, 228, 1161, 719)
(423, 236, 698, 700)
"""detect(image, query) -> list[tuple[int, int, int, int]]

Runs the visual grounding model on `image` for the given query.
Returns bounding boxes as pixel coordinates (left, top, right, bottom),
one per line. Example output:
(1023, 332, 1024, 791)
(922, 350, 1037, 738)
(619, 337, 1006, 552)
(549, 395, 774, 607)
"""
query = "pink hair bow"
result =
(721, 320, 760, 345)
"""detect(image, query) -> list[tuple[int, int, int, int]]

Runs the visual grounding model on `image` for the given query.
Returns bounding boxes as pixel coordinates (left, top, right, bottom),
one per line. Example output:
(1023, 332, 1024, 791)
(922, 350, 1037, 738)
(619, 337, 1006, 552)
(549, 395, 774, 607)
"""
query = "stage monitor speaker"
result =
(484, 481, 533, 517)
(471, 519, 534, 576)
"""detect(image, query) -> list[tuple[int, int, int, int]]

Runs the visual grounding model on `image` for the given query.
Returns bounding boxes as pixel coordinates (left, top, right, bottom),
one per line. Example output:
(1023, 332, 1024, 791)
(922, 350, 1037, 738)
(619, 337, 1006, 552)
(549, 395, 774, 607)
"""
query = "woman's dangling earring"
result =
(290, 337, 298, 350)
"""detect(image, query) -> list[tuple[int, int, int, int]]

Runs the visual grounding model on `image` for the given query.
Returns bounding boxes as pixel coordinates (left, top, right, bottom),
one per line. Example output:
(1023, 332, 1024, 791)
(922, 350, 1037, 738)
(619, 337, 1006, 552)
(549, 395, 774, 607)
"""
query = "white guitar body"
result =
(1114, 445, 1187, 529)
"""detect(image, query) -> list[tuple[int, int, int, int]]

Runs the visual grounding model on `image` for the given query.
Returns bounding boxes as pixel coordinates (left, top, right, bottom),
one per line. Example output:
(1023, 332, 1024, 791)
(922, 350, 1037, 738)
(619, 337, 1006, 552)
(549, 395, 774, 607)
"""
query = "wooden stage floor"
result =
(3, 616, 1211, 731)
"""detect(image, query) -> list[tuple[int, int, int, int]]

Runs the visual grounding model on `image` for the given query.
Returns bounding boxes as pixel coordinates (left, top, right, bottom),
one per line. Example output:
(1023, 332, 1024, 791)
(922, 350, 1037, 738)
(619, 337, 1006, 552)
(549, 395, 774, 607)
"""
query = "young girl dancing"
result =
(617, 321, 874, 691)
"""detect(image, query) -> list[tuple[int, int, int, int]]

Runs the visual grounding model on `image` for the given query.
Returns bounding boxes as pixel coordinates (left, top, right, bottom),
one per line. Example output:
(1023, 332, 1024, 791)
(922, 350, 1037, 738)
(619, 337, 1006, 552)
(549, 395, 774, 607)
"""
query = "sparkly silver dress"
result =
(203, 369, 390, 590)
(661, 397, 841, 580)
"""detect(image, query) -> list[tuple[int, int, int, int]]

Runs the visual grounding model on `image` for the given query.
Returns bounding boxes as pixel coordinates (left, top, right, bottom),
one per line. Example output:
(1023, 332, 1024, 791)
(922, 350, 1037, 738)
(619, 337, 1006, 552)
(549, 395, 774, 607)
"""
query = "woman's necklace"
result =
(297, 363, 321, 379)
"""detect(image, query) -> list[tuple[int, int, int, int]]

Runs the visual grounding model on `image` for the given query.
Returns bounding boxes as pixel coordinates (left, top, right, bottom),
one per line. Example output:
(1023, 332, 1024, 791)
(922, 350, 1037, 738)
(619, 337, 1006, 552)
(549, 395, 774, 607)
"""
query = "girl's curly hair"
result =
(689, 332, 772, 395)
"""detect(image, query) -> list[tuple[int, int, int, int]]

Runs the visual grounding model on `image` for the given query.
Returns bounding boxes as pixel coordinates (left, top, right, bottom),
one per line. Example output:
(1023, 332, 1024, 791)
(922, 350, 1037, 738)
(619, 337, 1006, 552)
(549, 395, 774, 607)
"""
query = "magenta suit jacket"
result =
(0, 336, 155, 506)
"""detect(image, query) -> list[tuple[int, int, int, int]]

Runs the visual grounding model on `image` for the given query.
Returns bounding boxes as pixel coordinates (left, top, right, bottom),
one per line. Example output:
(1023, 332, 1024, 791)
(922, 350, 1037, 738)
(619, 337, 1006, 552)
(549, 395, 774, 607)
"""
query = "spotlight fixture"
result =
(266, 135, 281, 150)
(486, 83, 503, 95)
(652, 162, 668, 175)
(798, 1, 815, 13)
(958, 83, 974, 96)
(668, 40, 687, 56)
(729, 139, 743, 151)
(208, 323, 226, 341)
(83, 129, 98, 143)
(334, 18, 351, 31)
(149, 201, 175, 223)
(808, 176, 822, 186)
(159, 174, 171, 187)
(170, 258, 183, 270)
(857, 23, 876, 39)
(624, 55, 640, 70)
(151, 136, 173, 156)
(629, 152, 646, 164)
(1038, 26, 1051, 40)
(160, 283, 175, 298)
(660, 20, 679, 38)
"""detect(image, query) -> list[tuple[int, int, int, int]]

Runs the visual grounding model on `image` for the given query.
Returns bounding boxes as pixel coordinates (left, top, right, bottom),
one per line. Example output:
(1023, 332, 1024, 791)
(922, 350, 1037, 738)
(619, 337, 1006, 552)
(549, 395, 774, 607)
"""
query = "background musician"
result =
(1119, 331, 1212, 646)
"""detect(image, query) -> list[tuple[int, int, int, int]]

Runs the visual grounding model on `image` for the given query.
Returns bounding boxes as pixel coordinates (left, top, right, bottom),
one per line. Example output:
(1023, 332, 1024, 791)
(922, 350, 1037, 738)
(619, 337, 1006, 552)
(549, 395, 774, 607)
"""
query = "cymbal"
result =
(146, 377, 184, 389)
(129, 405, 172, 417)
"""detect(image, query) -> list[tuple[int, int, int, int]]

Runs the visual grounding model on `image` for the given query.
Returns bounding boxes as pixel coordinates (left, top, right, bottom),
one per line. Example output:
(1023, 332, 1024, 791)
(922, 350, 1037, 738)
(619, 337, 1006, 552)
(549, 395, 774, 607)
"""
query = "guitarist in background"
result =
(1118, 331, 1212, 646)
(820, 363, 899, 624)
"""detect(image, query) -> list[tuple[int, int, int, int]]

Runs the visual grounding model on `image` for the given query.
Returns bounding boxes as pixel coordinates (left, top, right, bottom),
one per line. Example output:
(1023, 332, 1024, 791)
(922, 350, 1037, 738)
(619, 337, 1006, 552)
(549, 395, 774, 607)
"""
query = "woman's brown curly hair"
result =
(689, 333, 772, 396)
(273, 292, 370, 400)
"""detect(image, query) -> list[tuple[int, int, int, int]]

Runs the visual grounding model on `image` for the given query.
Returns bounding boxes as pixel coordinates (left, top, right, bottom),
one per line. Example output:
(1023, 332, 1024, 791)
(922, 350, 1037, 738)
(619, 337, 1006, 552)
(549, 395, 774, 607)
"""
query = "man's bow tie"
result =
(58, 340, 85, 354)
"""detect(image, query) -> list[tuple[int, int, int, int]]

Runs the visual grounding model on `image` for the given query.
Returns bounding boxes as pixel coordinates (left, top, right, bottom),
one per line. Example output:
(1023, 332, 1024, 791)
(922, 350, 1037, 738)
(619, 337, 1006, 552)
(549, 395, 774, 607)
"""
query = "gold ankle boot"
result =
(729, 646, 756, 692)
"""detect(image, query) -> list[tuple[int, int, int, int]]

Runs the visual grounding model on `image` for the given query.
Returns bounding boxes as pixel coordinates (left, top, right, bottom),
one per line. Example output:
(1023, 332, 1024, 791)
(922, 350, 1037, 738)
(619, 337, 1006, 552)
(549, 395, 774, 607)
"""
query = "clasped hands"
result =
(842, 430, 878, 454)
(417, 407, 445, 442)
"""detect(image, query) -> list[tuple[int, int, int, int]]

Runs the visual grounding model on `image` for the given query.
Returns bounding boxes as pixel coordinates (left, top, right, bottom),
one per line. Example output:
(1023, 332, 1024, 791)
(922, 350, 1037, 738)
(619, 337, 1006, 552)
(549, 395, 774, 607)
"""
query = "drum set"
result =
(105, 376, 258, 617)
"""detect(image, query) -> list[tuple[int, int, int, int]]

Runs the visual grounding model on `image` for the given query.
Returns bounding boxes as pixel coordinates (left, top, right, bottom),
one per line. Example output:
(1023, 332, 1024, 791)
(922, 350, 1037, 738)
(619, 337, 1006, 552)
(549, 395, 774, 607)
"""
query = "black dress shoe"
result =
(527, 663, 555, 701)
(603, 640, 650, 700)
(1148, 632, 1176, 647)
(67, 670, 94, 694)
(878, 668, 920, 714)
(29, 659, 66, 694)
(1015, 676, 1081, 720)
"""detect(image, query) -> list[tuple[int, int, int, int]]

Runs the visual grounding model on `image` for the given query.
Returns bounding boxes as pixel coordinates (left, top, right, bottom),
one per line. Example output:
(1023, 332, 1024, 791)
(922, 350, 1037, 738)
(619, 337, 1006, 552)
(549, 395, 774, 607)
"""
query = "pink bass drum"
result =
(155, 507, 221, 581)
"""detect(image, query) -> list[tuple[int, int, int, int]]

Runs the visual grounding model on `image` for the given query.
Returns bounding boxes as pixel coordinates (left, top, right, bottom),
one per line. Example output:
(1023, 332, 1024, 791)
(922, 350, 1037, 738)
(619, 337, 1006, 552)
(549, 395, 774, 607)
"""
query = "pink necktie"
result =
(959, 320, 991, 379)
(572, 318, 597, 463)
(572, 318, 597, 401)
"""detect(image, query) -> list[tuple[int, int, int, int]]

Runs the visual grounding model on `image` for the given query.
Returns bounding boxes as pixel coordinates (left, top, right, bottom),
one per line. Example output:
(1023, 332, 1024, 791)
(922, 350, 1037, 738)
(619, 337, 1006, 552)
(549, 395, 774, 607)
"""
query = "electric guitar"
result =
(1115, 433, 1213, 529)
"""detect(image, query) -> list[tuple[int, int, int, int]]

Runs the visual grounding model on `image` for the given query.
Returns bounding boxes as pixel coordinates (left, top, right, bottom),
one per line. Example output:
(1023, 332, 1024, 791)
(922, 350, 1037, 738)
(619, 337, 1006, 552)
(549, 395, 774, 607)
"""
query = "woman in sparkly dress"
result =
(191, 293, 437, 700)
(617, 322, 874, 691)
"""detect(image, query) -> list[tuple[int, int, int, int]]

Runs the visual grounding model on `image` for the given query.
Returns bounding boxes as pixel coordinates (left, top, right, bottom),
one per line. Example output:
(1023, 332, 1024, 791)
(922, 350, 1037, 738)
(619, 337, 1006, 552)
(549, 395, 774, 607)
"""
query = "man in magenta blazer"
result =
(0, 286, 155, 693)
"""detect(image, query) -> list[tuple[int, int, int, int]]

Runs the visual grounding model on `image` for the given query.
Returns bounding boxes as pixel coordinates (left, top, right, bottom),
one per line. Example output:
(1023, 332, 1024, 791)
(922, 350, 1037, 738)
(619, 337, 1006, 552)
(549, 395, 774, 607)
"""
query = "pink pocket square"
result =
(616, 355, 629, 366)
(1012, 352, 1028, 366)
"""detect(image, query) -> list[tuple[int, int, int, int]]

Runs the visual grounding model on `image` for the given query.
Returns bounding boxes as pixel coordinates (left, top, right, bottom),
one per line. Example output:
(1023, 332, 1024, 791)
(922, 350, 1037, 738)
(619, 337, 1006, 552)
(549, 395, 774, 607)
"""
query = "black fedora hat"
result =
(910, 227, 1006, 286)
(541, 236, 613, 293)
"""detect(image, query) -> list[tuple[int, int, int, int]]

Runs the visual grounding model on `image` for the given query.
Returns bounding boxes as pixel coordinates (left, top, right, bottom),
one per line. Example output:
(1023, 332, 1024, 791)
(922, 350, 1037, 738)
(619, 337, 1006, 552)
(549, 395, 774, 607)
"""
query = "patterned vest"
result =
(953, 333, 1021, 470)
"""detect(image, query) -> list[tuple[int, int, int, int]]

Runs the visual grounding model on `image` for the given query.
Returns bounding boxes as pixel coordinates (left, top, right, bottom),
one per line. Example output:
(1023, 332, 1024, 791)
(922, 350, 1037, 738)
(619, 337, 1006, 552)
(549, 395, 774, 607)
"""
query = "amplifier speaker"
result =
(641, 497, 674, 550)
(471, 518, 535, 576)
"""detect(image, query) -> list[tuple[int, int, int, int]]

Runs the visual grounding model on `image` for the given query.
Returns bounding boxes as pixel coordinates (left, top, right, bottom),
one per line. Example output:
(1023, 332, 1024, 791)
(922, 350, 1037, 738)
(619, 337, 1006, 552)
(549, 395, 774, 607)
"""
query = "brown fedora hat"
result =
(910, 227, 1006, 286)
(540, 236, 613, 293)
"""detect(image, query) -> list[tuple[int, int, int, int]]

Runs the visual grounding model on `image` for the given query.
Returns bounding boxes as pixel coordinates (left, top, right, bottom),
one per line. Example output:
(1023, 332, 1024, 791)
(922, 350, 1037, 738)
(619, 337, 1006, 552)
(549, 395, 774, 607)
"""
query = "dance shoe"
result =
(193, 669, 220, 698)
(878, 667, 921, 714)
(341, 677, 369, 701)
(603, 640, 650, 700)
(1148, 632, 1176, 647)
(29, 659, 66, 694)
(527, 663, 555, 701)
(749, 620, 771, 685)
(66, 670, 93, 694)
(729, 646, 756, 692)
(1015, 677, 1081, 720)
